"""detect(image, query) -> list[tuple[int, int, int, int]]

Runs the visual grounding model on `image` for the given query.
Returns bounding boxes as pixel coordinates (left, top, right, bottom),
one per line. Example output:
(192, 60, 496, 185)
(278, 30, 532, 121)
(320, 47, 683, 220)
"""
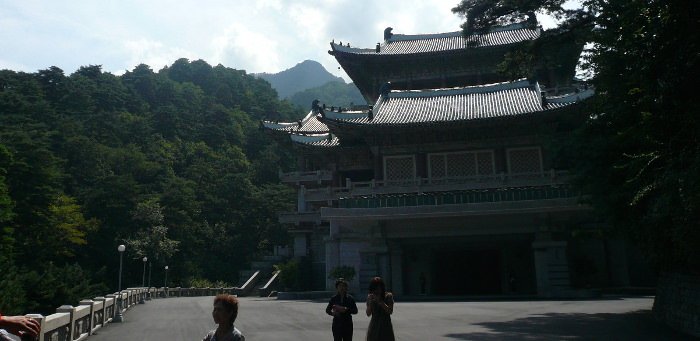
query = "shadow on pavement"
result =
(444, 310, 694, 340)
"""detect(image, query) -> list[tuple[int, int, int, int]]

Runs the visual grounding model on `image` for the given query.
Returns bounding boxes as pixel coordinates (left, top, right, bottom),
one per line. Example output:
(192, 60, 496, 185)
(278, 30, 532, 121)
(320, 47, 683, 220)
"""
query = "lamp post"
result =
(114, 244, 126, 322)
(163, 265, 169, 298)
(139, 256, 147, 304)
(146, 261, 152, 301)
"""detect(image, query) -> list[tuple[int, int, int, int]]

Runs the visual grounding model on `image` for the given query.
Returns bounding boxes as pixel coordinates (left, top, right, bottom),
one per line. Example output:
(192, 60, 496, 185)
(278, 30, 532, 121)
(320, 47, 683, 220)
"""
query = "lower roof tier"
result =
(262, 79, 593, 148)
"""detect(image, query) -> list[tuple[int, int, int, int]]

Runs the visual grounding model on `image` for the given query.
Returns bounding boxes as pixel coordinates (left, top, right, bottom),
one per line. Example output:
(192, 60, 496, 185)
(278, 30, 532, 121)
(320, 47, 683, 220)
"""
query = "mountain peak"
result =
(256, 60, 344, 99)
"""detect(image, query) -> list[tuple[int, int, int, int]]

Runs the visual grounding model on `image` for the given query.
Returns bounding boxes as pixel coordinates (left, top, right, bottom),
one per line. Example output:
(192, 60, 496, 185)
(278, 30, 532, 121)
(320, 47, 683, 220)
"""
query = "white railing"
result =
(20, 287, 247, 341)
(279, 211, 321, 224)
(279, 169, 333, 183)
(300, 170, 570, 202)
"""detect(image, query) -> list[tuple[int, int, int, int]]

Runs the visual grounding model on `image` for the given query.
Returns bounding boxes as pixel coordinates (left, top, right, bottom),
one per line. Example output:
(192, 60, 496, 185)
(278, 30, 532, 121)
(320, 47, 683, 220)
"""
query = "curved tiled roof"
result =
(330, 23, 540, 56)
(290, 133, 340, 147)
(262, 110, 340, 148)
(262, 110, 329, 134)
(325, 80, 538, 125)
(321, 80, 591, 127)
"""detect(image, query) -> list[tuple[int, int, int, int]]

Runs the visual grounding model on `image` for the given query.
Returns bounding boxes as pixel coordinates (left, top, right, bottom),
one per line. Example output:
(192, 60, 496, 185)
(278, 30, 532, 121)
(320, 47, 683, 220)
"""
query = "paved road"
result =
(88, 296, 692, 340)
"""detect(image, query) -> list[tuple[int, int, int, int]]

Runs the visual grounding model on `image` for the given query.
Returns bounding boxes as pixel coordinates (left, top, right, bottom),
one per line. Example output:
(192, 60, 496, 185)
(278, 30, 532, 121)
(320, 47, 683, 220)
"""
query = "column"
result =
(606, 239, 630, 287)
(297, 185, 306, 212)
(325, 221, 341, 290)
(532, 239, 570, 297)
(389, 242, 404, 296)
(293, 233, 307, 257)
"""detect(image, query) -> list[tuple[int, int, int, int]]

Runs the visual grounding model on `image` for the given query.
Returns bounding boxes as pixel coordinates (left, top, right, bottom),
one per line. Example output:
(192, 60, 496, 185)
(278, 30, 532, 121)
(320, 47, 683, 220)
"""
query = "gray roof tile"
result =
(263, 110, 329, 133)
(323, 79, 551, 126)
(290, 133, 339, 147)
(331, 23, 540, 56)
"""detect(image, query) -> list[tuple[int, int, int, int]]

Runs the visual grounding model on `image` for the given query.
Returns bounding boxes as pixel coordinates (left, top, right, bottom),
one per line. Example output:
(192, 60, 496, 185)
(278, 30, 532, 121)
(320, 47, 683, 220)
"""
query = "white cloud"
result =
(0, 0, 467, 80)
(122, 39, 195, 72)
(289, 4, 328, 44)
(0, 58, 31, 72)
(212, 22, 282, 73)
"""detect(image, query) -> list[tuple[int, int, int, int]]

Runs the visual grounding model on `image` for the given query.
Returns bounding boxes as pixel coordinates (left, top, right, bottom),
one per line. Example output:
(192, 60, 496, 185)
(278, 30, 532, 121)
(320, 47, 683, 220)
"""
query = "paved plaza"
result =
(87, 295, 692, 340)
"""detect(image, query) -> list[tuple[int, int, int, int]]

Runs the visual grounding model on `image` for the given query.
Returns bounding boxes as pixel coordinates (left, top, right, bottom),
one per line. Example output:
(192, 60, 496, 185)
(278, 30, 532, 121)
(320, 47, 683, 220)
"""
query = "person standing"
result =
(366, 277, 395, 341)
(326, 278, 358, 341)
(202, 294, 245, 341)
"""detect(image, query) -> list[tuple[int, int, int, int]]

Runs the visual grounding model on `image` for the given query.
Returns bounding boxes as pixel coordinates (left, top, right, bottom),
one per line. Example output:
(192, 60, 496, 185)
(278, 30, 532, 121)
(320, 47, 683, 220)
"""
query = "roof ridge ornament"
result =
(379, 82, 392, 97)
(312, 98, 327, 118)
(384, 27, 393, 41)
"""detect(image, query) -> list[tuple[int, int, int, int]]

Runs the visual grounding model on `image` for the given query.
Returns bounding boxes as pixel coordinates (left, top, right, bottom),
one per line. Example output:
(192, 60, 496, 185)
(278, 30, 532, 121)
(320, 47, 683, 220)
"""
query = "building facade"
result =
(264, 22, 651, 296)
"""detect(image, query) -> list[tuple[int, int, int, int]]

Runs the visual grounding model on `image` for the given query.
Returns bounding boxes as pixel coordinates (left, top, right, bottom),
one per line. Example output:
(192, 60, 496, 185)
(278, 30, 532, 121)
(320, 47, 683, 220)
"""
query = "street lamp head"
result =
(118, 244, 126, 252)
(143, 256, 148, 262)
(165, 265, 169, 270)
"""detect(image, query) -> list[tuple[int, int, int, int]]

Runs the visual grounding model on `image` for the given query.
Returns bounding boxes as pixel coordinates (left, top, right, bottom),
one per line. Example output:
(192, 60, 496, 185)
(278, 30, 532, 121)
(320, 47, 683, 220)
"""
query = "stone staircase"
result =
(236, 255, 287, 296)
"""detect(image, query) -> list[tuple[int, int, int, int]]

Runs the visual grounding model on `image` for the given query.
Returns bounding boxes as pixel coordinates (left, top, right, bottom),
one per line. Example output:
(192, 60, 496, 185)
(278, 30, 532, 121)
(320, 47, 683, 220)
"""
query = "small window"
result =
(384, 155, 415, 183)
(428, 150, 495, 182)
(507, 147, 542, 175)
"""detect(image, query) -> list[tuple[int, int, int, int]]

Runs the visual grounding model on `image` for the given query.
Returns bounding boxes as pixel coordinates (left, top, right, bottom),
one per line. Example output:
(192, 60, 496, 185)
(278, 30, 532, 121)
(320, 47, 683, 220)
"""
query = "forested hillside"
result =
(0, 58, 301, 314)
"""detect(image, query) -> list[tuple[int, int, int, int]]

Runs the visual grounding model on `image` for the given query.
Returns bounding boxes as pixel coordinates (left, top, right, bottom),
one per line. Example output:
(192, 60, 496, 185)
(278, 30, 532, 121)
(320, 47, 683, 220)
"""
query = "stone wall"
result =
(653, 272, 700, 337)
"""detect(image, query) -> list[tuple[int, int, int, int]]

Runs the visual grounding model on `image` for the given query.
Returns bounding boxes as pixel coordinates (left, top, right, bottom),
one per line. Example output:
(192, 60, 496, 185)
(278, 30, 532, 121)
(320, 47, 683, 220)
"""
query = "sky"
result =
(0, 0, 462, 82)
(0, 1, 563, 82)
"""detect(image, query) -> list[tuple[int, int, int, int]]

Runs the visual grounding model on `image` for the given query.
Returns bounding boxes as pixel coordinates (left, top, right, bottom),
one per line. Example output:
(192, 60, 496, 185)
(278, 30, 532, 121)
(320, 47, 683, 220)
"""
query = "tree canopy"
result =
(453, 0, 699, 274)
(0, 59, 298, 314)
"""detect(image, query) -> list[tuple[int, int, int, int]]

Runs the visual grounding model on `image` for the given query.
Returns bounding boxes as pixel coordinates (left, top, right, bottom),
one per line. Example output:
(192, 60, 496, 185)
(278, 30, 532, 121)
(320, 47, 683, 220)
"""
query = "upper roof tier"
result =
(329, 23, 583, 104)
(330, 23, 540, 56)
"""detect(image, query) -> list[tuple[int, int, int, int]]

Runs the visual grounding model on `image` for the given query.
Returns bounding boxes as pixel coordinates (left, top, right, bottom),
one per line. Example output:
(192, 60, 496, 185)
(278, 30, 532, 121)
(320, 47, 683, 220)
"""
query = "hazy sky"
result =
(0, 1, 564, 82)
(0, 1, 463, 81)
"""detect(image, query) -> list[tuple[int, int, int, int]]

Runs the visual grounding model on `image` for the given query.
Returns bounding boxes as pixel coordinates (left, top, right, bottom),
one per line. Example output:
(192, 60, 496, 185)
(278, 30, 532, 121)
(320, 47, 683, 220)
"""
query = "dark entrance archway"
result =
(432, 248, 502, 295)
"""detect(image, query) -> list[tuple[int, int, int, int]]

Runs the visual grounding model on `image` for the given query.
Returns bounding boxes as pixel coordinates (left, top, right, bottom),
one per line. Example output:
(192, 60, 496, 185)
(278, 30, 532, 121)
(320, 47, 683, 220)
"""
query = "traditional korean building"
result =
(264, 21, 650, 297)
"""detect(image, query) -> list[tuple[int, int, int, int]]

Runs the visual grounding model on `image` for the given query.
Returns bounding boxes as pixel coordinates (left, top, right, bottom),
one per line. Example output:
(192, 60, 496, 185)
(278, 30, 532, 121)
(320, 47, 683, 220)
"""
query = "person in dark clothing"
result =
(326, 278, 358, 341)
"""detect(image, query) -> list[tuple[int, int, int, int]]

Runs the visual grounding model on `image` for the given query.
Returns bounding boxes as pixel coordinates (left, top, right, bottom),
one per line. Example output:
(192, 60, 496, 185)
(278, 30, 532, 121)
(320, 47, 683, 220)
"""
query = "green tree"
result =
(125, 200, 180, 263)
(455, 1, 700, 332)
(454, 0, 699, 274)
(0, 56, 307, 309)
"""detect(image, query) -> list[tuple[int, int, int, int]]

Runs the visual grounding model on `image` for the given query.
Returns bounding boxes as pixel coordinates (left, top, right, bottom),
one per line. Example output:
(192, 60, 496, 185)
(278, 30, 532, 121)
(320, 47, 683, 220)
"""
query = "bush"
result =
(274, 259, 300, 290)
(328, 265, 355, 282)
(186, 278, 231, 288)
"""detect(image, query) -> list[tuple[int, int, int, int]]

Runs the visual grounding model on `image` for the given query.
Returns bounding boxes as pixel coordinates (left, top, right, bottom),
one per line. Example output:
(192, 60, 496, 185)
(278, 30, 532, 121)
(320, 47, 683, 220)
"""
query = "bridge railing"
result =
(20, 286, 239, 341)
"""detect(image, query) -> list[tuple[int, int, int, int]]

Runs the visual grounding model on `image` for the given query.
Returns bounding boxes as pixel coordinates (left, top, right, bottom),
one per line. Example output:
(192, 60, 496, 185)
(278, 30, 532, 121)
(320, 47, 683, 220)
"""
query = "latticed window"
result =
(508, 147, 542, 174)
(446, 153, 475, 177)
(476, 152, 495, 175)
(429, 154, 446, 178)
(384, 155, 415, 181)
(429, 150, 494, 180)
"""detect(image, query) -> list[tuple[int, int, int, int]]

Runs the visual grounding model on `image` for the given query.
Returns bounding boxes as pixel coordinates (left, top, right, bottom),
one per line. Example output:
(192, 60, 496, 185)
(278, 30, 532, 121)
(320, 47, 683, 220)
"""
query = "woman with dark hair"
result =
(202, 294, 245, 341)
(365, 277, 395, 341)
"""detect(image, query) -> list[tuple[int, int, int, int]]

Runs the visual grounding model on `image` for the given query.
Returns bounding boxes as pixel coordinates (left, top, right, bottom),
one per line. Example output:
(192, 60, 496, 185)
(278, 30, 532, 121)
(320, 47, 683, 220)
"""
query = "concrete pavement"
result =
(87, 295, 693, 340)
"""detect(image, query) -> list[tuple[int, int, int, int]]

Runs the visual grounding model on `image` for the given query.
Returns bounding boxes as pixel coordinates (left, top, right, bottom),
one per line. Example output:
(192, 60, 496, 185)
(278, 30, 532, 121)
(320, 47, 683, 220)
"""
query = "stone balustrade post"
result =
(25, 314, 44, 341)
(104, 294, 117, 322)
(79, 299, 96, 336)
(92, 297, 107, 332)
(55, 305, 75, 341)
(72, 303, 91, 340)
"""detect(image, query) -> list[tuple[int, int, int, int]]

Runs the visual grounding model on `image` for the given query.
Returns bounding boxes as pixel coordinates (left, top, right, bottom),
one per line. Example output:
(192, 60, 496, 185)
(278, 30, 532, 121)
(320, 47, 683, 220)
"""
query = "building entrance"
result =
(432, 249, 502, 295)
